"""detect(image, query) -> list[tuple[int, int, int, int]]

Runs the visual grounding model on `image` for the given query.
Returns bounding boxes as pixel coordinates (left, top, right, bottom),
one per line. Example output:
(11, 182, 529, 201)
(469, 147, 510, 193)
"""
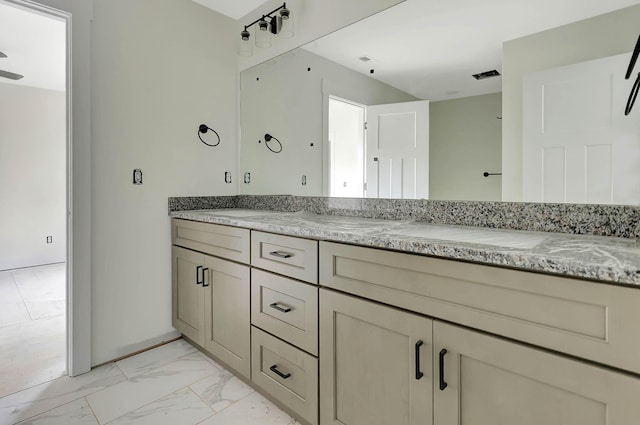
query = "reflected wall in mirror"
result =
(240, 0, 640, 205)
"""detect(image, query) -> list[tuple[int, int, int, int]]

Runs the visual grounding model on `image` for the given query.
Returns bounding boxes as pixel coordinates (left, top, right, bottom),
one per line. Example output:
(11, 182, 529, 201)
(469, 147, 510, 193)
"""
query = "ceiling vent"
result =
(472, 69, 501, 80)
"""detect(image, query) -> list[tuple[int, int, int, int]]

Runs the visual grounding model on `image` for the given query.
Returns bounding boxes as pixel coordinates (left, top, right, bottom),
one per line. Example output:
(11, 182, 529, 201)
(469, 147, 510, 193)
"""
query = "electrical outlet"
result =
(133, 169, 143, 185)
(46, 236, 52, 244)
(225, 171, 232, 184)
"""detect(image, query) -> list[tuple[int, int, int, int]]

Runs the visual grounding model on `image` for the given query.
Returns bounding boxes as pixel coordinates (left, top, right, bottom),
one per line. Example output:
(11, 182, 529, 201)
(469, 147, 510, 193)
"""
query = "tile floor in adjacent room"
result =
(0, 263, 67, 399)
(0, 338, 302, 425)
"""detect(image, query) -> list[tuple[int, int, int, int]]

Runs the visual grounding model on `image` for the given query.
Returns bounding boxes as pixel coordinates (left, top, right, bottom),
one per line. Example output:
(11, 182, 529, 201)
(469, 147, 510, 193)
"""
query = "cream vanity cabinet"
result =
(319, 241, 640, 425)
(171, 219, 251, 379)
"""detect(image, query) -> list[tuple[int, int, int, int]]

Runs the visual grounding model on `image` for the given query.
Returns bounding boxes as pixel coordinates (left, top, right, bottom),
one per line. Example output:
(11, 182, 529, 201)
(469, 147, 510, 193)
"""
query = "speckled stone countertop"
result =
(170, 209, 640, 287)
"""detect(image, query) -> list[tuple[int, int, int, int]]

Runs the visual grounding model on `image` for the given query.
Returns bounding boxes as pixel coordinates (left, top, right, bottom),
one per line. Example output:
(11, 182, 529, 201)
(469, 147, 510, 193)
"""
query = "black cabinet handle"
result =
(269, 250, 293, 259)
(196, 266, 203, 285)
(269, 365, 291, 379)
(439, 348, 448, 391)
(202, 268, 209, 287)
(269, 302, 292, 313)
(415, 340, 424, 380)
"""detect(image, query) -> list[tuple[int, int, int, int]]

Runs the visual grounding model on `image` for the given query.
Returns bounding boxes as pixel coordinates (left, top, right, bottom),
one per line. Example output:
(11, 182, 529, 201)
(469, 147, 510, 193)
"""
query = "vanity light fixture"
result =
(239, 3, 292, 57)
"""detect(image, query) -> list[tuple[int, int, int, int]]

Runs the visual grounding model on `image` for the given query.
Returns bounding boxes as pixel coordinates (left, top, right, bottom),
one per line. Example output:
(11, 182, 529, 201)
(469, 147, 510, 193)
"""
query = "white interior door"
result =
(523, 52, 640, 204)
(365, 100, 429, 199)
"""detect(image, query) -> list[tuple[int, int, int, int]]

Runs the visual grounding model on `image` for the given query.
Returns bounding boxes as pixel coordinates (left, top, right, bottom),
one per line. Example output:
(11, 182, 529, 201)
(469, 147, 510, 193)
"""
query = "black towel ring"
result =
(198, 124, 221, 147)
(625, 35, 640, 80)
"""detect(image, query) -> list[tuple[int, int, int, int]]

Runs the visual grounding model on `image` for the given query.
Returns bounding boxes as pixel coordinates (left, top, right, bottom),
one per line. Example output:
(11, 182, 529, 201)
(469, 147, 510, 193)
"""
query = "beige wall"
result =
(430, 93, 502, 201)
(0, 84, 66, 270)
(502, 4, 640, 201)
(90, 0, 238, 364)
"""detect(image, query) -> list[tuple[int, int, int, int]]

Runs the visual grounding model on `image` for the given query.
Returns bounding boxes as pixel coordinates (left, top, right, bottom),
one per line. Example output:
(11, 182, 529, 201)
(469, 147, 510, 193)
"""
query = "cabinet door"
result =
(320, 289, 433, 425)
(203, 255, 250, 379)
(434, 321, 640, 425)
(172, 246, 205, 346)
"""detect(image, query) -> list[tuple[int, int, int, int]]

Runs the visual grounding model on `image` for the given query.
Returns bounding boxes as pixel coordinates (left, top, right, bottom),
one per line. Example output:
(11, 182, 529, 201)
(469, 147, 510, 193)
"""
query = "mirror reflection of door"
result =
(523, 52, 640, 204)
(328, 96, 366, 197)
(366, 100, 430, 199)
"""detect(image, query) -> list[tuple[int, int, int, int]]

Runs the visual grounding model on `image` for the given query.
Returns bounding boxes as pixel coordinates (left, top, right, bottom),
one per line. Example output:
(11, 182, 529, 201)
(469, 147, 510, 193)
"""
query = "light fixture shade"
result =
(255, 19, 272, 48)
(278, 13, 293, 38)
(239, 28, 253, 56)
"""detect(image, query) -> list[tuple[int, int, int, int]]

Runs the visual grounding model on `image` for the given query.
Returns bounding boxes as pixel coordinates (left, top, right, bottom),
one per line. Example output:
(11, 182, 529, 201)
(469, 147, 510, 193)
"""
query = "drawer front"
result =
(172, 219, 250, 264)
(251, 231, 318, 284)
(320, 241, 640, 375)
(251, 269, 318, 355)
(251, 326, 318, 425)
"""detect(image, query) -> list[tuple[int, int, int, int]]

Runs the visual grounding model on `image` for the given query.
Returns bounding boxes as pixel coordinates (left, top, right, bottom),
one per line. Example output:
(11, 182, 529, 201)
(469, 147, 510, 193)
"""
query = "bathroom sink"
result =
(386, 223, 548, 249)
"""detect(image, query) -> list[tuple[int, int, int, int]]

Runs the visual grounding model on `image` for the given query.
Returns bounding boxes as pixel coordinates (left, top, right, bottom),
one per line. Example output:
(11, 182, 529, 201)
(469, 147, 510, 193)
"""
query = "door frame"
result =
(5, 0, 92, 376)
(327, 95, 366, 197)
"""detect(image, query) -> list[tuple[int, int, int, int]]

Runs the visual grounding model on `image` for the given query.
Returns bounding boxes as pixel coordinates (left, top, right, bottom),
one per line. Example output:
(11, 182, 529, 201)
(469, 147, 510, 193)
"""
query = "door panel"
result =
(203, 255, 250, 379)
(366, 100, 429, 199)
(434, 321, 640, 425)
(320, 289, 432, 425)
(171, 246, 204, 345)
(523, 52, 640, 204)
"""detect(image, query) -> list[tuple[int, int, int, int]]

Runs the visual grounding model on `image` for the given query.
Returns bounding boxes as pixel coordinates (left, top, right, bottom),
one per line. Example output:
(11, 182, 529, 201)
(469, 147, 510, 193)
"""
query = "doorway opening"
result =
(0, 0, 69, 396)
(328, 96, 366, 197)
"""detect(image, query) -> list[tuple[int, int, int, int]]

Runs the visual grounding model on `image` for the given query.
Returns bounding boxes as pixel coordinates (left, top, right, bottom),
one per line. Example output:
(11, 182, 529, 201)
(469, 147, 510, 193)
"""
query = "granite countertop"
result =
(170, 209, 640, 287)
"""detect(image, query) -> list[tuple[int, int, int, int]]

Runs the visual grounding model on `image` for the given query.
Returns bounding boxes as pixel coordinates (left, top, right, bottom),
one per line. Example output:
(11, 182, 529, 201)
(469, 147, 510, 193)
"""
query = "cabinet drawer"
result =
(251, 269, 318, 355)
(251, 231, 318, 284)
(251, 326, 318, 425)
(320, 241, 640, 375)
(172, 219, 250, 264)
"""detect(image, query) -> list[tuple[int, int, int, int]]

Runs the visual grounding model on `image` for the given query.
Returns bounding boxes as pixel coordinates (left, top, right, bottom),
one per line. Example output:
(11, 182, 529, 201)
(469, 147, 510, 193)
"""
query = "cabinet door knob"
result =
(196, 266, 203, 285)
(202, 268, 209, 287)
(269, 364, 291, 379)
(439, 348, 448, 391)
(269, 302, 292, 313)
(415, 340, 424, 380)
(269, 250, 293, 259)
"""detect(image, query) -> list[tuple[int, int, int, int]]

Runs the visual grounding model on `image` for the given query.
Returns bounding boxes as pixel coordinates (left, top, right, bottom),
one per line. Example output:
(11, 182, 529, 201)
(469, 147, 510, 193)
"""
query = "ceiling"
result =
(301, 0, 640, 101)
(0, 1, 66, 91)
(192, 0, 270, 20)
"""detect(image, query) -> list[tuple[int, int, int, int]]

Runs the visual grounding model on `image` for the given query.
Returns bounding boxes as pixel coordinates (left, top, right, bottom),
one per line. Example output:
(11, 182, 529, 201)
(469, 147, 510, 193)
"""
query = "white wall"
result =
(502, 4, 640, 201)
(240, 48, 417, 196)
(429, 93, 502, 201)
(237, 0, 405, 71)
(0, 83, 66, 270)
(91, 0, 238, 364)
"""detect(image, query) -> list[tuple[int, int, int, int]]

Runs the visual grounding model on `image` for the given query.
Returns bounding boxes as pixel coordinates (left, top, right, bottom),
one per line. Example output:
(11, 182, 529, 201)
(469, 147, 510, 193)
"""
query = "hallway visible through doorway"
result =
(0, 263, 66, 398)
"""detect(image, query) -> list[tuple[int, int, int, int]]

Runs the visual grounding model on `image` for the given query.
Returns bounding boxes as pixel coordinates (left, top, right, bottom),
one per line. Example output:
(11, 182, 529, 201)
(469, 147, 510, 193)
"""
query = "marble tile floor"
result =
(0, 338, 302, 425)
(0, 263, 67, 399)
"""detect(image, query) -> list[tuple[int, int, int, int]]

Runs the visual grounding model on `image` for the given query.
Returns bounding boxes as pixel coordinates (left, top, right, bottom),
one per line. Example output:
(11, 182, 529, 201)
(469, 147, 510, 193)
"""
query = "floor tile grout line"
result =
(10, 393, 93, 425)
(83, 395, 102, 425)
(10, 270, 34, 322)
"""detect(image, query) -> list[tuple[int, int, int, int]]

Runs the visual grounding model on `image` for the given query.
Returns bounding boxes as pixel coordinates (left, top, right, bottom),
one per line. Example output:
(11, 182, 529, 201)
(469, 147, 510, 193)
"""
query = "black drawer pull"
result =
(415, 340, 424, 380)
(269, 302, 292, 313)
(439, 348, 448, 391)
(269, 250, 293, 259)
(196, 266, 203, 285)
(270, 365, 291, 379)
(202, 268, 209, 287)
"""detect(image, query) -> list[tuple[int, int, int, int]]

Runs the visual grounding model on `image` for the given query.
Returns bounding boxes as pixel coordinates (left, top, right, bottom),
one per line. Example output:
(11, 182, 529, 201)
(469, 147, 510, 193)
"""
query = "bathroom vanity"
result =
(170, 207, 640, 425)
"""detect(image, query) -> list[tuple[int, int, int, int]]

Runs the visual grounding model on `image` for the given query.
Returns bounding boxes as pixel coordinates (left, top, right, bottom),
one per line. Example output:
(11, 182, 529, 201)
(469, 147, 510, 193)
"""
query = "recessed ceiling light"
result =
(359, 56, 371, 62)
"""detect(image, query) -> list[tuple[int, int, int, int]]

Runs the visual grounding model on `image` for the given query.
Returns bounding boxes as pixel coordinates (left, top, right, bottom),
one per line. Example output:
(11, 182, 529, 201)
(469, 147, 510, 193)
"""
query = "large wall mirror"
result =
(240, 0, 640, 205)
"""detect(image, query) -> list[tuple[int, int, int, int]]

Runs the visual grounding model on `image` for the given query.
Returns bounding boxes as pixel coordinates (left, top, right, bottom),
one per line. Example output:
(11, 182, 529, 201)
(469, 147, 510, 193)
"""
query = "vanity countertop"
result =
(170, 209, 640, 286)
